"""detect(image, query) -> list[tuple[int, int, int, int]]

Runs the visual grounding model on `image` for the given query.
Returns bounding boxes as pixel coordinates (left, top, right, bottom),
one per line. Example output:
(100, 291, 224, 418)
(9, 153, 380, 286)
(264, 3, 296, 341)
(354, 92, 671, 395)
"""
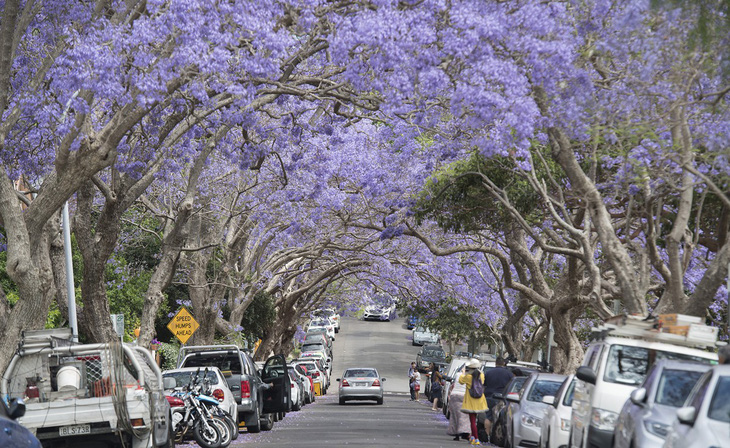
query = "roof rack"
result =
(590, 314, 721, 349)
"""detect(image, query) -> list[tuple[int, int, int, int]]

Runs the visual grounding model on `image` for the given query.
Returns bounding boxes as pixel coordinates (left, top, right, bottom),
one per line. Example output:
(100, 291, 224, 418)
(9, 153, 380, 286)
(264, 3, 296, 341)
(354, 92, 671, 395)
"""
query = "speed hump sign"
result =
(166, 307, 200, 344)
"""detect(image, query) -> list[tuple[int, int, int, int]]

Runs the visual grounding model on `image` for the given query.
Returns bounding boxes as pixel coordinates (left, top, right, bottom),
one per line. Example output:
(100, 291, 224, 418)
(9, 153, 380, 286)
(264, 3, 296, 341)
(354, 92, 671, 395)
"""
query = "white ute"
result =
(1, 329, 173, 448)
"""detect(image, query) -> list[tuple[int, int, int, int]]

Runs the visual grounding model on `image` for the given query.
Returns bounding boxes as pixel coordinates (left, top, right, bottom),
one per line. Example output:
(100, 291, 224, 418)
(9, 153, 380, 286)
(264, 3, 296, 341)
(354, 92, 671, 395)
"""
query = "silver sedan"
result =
(337, 368, 386, 405)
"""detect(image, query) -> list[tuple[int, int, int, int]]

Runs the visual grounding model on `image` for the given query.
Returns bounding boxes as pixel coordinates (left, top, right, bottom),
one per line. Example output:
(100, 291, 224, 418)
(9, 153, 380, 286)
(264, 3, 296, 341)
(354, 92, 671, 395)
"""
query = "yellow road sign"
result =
(166, 307, 199, 344)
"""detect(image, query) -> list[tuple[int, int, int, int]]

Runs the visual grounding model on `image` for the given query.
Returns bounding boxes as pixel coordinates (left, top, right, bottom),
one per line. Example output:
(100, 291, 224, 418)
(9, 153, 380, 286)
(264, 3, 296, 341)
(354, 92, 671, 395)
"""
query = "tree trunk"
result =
(550, 309, 584, 374)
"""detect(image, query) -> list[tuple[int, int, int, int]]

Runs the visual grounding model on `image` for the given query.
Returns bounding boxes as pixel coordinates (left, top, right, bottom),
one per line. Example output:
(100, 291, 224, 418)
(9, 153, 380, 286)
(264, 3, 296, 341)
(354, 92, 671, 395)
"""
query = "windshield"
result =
(526, 379, 563, 403)
(708, 376, 730, 423)
(603, 345, 712, 386)
(424, 348, 445, 357)
(563, 379, 576, 406)
(508, 377, 528, 394)
(655, 369, 704, 407)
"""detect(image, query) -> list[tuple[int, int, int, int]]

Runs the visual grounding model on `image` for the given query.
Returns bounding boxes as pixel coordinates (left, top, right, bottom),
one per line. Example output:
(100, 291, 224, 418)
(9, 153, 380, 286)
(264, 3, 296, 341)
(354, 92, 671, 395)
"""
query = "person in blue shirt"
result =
(482, 357, 514, 439)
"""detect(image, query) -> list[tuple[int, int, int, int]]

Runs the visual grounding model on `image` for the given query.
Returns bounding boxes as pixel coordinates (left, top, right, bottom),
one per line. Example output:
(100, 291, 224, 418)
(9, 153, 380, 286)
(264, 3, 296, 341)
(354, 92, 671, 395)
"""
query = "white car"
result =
(314, 308, 341, 332)
(287, 369, 305, 411)
(292, 365, 315, 404)
(162, 366, 238, 435)
(539, 374, 574, 448)
(293, 360, 329, 394)
(309, 318, 336, 340)
(412, 326, 439, 346)
(663, 364, 730, 448)
(363, 305, 392, 321)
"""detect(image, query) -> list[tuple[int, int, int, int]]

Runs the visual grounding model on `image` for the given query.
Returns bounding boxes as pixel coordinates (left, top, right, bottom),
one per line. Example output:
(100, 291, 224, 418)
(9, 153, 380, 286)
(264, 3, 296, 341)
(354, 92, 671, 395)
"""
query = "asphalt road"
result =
(222, 315, 475, 447)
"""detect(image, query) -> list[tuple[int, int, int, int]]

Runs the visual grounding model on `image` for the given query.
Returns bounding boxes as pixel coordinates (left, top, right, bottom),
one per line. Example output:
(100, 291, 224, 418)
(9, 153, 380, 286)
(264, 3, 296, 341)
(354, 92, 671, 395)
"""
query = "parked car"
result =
(303, 332, 332, 355)
(287, 369, 305, 411)
(490, 375, 531, 447)
(337, 367, 386, 405)
(308, 318, 336, 340)
(612, 360, 710, 448)
(293, 360, 329, 394)
(441, 357, 471, 418)
(0, 398, 41, 448)
(569, 318, 717, 448)
(504, 372, 566, 448)
(363, 305, 392, 321)
(313, 308, 341, 332)
(300, 342, 330, 361)
(539, 374, 575, 448)
(406, 315, 419, 330)
(412, 326, 439, 346)
(416, 344, 448, 373)
(298, 351, 332, 377)
(291, 365, 315, 404)
(162, 366, 238, 438)
(178, 345, 290, 433)
(663, 364, 730, 448)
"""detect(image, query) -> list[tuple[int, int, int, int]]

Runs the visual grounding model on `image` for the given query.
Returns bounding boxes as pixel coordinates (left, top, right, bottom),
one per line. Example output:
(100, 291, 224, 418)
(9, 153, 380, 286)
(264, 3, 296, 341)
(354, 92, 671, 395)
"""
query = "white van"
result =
(570, 320, 718, 448)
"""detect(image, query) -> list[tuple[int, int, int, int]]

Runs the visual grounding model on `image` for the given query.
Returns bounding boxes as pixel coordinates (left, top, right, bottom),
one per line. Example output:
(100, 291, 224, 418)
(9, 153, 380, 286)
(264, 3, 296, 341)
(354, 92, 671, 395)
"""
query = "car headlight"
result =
(590, 408, 618, 431)
(521, 413, 541, 427)
(644, 420, 670, 438)
(560, 418, 571, 431)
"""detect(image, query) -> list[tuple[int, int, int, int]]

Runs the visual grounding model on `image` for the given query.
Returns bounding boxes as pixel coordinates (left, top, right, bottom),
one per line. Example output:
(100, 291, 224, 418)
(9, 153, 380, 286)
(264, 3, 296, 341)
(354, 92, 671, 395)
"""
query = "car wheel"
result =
(260, 413, 274, 431)
(245, 409, 261, 433)
(339, 397, 346, 405)
(492, 418, 505, 447)
(377, 397, 383, 405)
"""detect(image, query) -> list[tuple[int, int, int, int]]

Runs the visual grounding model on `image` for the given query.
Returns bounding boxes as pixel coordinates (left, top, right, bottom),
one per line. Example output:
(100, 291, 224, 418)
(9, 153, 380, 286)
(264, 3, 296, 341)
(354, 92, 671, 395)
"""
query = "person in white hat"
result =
(458, 358, 488, 445)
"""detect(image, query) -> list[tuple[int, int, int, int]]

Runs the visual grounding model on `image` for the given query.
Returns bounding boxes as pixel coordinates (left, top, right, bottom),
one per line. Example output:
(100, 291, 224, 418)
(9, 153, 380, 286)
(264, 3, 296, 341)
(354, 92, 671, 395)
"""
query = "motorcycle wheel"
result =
(193, 419, 222, 448)
(222, 411, 239, 441)
(211, 416, 231, 448)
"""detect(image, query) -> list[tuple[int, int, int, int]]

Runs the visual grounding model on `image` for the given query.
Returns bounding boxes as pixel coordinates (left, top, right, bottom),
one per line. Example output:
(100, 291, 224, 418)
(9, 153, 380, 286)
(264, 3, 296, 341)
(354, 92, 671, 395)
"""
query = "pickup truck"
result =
(1, 329, 173, 448)
(176, 345, 290, 433)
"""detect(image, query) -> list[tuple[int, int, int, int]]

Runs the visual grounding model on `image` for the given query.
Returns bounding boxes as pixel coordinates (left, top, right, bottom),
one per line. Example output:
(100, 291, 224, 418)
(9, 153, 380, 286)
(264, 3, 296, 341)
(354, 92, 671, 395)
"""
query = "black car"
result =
(0, 398, 42, 448)
(485, 370, 536, 447)
(416, 344, 448, 373)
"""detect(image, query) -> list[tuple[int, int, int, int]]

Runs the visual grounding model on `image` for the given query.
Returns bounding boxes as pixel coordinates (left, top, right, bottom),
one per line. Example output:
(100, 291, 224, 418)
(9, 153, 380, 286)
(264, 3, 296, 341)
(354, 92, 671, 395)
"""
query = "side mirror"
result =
(163, 377, 176, 390)
(381, 378, 386, 381)
(542, 395, 556, 407)
(576, 366, 597, 385)
(629, 388, 647, 406)
(8, 398, 26, 420)
(676, 406, 697, 426)
(505, 392, 520, 403)
(336, 378, 341, 382)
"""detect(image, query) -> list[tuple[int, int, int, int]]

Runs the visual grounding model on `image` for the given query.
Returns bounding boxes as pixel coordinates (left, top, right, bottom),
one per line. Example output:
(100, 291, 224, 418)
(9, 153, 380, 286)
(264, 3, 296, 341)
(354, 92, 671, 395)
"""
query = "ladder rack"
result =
(591, 314, 722, 349)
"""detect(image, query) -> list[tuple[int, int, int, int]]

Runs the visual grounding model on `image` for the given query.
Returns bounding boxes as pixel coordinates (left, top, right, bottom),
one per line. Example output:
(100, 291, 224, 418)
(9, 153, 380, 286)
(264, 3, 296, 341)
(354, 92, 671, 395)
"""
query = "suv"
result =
(177, 345, 290, 433)
(570, 318, 718, 448)
(416, 345, 447, 373)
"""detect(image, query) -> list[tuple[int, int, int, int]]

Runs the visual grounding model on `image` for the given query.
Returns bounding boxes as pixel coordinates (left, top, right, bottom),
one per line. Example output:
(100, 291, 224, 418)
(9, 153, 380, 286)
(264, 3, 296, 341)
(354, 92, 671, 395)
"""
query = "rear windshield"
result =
(163, 370, 220, 388)
(423, 348, 445, 357)
(183, 354, 242, 374)
(302, 344, 324, 350)
(344, 369, 377, 378)
(655, 369, 704, 407)
(526, 379, 563, 403)
(708, 376, 730, 422)
(603, 345, 712, 386)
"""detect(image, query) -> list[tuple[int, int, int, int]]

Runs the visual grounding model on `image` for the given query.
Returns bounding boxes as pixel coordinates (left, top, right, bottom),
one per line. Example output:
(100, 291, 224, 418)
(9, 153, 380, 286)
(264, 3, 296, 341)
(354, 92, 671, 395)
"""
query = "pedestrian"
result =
(447, 363, 471, 441)
(482, 357, 514, 442)
(459, 358, 488, 446)
(408, 361, 417, 400)
(412, 369, 422, 401)
(429, 362, 443, 411)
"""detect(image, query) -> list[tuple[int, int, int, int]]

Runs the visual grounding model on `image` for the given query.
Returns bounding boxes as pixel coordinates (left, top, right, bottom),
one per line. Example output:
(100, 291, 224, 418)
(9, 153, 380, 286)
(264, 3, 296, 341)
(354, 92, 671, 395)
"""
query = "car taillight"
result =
(312, 371, 320, 377)
(341, 379, 350, 387)
(241, 380, 251, 399)
(212, 388, 225, 401)
(372, 379, 380, 387)
(166, 396, 184, 407)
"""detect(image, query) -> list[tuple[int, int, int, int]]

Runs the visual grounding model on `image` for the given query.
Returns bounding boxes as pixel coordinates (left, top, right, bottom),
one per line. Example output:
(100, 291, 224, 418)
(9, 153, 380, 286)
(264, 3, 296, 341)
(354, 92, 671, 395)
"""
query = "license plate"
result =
(59, 424, 91, 437)
(356, 382, 368, 387)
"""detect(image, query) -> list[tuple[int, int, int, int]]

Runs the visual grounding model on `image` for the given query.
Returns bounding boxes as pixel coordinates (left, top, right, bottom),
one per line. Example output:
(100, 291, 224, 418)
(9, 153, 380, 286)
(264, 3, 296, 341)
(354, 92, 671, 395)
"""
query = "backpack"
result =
(469, 371, 484, 398)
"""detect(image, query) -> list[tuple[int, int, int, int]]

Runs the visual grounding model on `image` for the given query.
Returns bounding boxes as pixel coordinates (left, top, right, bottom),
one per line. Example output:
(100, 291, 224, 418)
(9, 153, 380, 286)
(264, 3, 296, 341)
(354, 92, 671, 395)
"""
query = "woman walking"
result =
(412, 369, 422, 401)
(447, 369, 471, 441)
(459, 359, 488, 446)
(429, 363, 443, 411)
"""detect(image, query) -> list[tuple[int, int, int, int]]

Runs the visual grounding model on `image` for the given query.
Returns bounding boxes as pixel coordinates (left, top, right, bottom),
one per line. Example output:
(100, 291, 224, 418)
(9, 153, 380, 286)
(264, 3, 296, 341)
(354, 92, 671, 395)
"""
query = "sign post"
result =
(166, 307, 200, 345)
